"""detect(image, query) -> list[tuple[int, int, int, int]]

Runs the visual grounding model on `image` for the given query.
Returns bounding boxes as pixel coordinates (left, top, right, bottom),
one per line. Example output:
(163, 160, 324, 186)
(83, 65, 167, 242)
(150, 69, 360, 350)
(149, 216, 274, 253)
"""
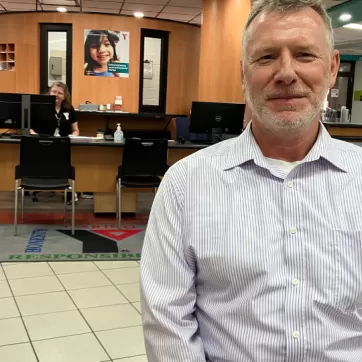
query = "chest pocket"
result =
(334, 230, 362, 311)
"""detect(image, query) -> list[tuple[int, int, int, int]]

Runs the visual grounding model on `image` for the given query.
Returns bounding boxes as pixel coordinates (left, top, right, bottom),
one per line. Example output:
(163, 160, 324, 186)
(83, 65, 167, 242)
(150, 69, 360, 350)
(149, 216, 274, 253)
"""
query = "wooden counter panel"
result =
(71, 146, 122, 192)
(0, 143, 19, 191)
(326, 127, 362, 137)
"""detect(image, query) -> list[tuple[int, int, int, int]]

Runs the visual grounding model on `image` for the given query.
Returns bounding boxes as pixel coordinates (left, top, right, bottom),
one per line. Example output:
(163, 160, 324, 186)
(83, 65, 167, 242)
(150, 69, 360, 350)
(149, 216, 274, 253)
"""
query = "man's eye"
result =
(258, 55, 275, 62)
(297, 53, 315, 58)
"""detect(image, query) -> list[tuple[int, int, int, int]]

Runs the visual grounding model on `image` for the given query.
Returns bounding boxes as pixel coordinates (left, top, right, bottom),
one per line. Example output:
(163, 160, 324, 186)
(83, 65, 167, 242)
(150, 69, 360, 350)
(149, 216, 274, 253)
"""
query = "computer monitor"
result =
(0, 93, 22, 129)
(0, 93, 55, 134)
(189, 101, 245, 143)
(30, 94, 56, 135)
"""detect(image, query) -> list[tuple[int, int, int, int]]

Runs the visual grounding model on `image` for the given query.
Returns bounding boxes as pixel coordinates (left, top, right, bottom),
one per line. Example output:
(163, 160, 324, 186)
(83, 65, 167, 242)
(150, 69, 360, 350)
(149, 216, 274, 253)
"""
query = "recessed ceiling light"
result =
(134, 11, 144, 18)
(57, 7, 67, 12)
(339, 13, 352, 22)
(343, 23, 362, 30)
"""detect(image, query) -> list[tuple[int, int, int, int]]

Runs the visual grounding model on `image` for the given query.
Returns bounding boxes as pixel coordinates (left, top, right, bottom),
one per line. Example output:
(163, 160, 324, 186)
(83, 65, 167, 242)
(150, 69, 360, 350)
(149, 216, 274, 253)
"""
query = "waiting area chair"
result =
(116, 138, 169, 229)
(14, 136, 76, 235)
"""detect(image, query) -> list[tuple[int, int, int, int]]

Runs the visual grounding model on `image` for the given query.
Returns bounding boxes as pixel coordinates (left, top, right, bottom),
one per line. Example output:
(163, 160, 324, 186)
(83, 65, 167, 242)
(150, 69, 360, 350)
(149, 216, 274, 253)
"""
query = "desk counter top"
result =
(0, 137, 209, 150)
(323, 122, 362, 128)
(76, 111, 187, 119)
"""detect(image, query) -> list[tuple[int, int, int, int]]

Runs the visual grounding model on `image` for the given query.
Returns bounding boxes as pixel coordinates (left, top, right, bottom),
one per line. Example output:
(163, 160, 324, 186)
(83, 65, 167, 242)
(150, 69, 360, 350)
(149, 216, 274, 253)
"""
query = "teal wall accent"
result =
(328, 0, 362, 29)
(340, 54, 362, 61)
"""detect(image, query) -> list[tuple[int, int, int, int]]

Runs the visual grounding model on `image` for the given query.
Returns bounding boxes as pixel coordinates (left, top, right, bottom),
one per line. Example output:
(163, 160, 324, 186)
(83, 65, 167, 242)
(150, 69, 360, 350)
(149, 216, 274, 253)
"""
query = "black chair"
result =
(116, 138, 169, 228)
(14, 136, 76, 235)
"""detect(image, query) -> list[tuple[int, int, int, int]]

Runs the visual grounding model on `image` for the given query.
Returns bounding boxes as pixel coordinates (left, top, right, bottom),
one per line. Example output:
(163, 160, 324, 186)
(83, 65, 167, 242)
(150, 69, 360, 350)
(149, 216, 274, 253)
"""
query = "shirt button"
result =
(289, 227, 297, 234)
(292, 331, 300, 339)
(292, 278, 300, 286)
(287, 180, 293, 188)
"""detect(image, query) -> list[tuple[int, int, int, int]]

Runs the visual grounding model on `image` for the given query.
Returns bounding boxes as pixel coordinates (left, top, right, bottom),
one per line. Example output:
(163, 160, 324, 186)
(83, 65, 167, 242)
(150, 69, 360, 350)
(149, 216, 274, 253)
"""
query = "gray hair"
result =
(242, 0, 334, 58)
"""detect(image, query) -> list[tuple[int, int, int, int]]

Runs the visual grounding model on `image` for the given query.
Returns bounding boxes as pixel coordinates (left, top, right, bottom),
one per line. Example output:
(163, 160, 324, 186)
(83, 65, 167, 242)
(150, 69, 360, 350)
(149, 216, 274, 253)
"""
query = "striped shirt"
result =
(140, 123, 362, 362)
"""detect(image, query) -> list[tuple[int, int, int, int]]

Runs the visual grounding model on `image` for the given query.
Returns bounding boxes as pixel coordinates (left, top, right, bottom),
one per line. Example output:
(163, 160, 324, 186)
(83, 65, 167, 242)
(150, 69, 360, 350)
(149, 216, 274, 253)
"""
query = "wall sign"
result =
(331, 89, 339, 98)
(84, 29, 130, 78)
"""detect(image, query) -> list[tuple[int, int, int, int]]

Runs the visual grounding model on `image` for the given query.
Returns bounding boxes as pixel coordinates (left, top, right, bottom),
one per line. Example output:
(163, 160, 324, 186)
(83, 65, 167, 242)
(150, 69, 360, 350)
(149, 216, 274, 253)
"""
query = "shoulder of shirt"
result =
(329, 137, 362, 170)
(330, 137, 362, 155)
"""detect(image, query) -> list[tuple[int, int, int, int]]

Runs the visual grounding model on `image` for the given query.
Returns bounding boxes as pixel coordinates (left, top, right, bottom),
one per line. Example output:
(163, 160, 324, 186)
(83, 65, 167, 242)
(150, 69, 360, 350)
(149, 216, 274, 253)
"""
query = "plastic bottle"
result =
(114, 123, 124, 143)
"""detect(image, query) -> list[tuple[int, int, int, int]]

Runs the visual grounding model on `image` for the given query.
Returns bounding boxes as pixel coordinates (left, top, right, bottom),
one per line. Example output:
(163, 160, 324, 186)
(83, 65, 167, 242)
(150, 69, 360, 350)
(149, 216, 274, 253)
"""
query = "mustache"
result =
(265, 89, 310, 100)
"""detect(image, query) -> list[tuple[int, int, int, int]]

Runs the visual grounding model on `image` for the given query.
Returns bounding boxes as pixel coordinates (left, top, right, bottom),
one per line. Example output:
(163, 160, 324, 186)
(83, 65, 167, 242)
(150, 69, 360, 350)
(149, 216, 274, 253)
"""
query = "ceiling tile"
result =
(2, 1, 36, 10)
(1, 0, 34, 3)
(190, 15, 202, 25)
(40, 0, 77, 5)
(124, 0, 168, 4)
(42, 4, 80, 11)
(168, 0, 202, 8)
(157, 12, 194, 22)
(83, 0, 122, 9)
(121, 9, 158, 17)
(162, 6, 201, 16)
(83, 7, 119, 14)
(122, 3, 163, 12)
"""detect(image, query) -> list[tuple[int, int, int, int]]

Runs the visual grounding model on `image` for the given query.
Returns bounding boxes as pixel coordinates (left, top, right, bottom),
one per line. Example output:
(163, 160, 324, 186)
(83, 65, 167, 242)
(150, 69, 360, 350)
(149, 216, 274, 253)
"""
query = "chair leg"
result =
(118, 179, 122, 229)
(64, 188, 68, 223)
(21, 187, 24, 223)
(14, 180, 19, 236)
(71, 181, 75, 235)
(116, 180, 119, 221)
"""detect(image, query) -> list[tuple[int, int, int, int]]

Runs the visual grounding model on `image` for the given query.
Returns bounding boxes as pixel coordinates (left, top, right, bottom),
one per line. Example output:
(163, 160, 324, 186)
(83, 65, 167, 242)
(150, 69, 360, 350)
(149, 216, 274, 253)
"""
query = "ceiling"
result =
(0, 0, 361, 55)
(0, 0, 203, 24)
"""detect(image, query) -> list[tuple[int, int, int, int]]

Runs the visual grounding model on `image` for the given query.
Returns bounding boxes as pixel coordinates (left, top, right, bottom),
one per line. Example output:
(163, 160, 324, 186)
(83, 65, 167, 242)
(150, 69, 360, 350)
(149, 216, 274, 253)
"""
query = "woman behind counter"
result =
(30, 81, 79, 137)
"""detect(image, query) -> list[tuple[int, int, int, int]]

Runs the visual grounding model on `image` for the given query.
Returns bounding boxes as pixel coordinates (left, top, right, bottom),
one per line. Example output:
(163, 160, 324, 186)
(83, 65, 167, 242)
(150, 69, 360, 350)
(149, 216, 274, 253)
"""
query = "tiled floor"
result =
(0, 261, 148, 362)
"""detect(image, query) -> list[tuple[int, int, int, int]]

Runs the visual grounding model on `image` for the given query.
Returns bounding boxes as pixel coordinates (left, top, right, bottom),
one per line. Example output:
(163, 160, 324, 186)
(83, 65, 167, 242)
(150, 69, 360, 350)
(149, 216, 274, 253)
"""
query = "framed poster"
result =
(84, 30, 130, 78)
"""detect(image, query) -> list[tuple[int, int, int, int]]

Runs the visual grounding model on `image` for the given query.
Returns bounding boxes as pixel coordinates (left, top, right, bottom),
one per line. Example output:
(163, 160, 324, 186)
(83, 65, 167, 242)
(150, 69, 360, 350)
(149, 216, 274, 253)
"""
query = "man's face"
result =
(242, 8, 339, 132)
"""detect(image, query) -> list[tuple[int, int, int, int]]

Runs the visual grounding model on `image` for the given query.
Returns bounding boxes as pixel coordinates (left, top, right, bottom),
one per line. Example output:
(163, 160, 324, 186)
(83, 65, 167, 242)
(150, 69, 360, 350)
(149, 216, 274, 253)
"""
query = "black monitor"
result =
(0, 93, 22, 129)
(30, 94, 56, 135)
(0, 93, 55, 135)
(189, 101, 245, 143)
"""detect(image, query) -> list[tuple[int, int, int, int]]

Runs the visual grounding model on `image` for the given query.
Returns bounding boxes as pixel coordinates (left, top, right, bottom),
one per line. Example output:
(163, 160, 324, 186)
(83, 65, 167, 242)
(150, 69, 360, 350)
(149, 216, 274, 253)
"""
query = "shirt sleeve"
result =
(140, 163, 207, 362)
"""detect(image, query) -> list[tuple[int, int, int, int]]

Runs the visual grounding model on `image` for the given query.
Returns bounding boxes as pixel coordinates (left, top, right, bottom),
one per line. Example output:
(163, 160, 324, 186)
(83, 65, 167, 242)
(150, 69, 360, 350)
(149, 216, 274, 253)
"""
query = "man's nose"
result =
(274, 53, 298, 85)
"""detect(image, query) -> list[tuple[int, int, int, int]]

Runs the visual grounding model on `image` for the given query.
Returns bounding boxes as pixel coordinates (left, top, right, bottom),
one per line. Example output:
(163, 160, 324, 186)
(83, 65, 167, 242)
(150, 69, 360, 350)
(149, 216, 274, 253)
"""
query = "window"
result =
(40, 24, 73, 95)
(138, 29, 169, 114)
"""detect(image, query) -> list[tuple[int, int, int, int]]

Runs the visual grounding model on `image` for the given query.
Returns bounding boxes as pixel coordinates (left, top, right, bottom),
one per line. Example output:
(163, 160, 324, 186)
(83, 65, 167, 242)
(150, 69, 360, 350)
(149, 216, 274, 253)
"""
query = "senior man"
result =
(140, 0, 362, 361)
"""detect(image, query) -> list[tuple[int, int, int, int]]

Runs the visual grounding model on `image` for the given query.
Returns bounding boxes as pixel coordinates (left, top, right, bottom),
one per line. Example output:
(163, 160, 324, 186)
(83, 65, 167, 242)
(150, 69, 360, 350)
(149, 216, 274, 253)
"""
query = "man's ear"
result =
(240, 60, 245, 93)
(329, 50, 340, 89)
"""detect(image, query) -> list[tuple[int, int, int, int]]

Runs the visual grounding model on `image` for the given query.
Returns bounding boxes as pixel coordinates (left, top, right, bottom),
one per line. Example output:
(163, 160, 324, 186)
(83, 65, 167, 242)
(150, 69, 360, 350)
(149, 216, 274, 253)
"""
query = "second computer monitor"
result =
(189, 101, 245, 136)
(30, 94, 56, 133)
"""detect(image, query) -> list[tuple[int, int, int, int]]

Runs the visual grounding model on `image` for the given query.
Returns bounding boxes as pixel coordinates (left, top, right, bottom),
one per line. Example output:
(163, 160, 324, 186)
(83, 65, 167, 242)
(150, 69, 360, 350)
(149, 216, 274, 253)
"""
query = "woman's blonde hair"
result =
(49, 81, 72, 111)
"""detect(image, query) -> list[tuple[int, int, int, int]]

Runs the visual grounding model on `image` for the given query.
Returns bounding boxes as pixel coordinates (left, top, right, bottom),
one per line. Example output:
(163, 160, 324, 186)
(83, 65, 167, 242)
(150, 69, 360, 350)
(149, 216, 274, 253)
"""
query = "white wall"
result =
(352, 61, 362, 123)
(142, 37, 161, 106)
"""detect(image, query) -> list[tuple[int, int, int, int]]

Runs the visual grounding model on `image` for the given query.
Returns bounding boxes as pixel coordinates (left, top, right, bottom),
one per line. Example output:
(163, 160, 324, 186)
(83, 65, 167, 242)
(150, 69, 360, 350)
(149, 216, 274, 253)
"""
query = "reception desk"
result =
(1, 122, 361, 214)
(75, 111, 186, 140)
(0, 138, 206, 213)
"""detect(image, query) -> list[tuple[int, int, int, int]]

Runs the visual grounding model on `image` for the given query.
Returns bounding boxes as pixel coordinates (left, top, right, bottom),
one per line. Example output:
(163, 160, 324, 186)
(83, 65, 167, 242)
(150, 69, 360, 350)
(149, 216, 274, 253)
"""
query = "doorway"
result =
(40, 24, 73, 96)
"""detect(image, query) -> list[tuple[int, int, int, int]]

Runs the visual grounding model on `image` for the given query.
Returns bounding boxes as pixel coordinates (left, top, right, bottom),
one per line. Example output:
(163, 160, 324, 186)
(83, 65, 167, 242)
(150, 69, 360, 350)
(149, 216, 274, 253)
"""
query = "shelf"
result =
(0, 43, 15, 72)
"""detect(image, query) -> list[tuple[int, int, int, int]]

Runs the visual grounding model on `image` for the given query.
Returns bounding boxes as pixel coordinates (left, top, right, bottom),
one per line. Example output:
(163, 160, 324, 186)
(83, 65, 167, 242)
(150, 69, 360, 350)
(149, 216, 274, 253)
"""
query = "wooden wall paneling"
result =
(198, 0, 251, 103)
(0, 13, 201, 116)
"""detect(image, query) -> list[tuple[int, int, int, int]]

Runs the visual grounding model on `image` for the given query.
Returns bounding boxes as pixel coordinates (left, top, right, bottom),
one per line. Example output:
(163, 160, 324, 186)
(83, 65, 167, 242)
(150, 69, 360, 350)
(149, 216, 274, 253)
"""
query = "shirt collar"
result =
(223, 121, 348, 173)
